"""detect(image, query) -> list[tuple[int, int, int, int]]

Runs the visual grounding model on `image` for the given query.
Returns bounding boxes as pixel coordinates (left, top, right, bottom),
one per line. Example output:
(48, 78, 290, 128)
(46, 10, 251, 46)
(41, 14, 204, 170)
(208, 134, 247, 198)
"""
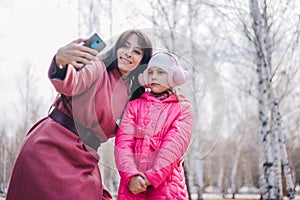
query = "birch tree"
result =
(15, 60, 42, 139)
(230, 137, 243, 197)
(249, 0, 296, 198)
(77, 0, 102, 36)
(0, 127, 8, 194)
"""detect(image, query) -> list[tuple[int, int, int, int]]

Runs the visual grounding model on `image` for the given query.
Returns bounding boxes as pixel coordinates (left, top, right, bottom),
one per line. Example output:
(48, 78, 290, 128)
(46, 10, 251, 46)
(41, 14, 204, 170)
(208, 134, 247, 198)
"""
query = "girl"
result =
(115, 52, 194, 199)
(6, 29, 153, 200)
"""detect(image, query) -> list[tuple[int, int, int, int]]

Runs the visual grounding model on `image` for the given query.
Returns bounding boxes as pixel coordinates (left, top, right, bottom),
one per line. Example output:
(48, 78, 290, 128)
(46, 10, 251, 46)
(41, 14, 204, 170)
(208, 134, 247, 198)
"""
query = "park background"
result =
(0, 0, 300, 199)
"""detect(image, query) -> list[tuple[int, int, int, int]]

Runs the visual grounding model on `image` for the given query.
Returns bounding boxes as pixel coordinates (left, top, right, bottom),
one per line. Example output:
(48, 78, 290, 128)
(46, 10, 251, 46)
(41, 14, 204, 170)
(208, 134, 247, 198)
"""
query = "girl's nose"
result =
(151, 73, 157, 80)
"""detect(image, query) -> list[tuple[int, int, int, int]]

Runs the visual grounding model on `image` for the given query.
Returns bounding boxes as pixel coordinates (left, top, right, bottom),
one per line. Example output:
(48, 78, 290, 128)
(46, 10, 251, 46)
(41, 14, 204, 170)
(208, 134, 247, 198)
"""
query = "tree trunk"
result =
(231, 144, 241, 196)
(249, 0, 295, 199)
(250, 0, 276, 198)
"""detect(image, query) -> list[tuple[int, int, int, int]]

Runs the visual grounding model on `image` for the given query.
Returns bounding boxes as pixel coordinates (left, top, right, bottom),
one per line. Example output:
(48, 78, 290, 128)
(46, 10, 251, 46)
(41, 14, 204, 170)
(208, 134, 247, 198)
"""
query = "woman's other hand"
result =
(55, 38, 99, 70)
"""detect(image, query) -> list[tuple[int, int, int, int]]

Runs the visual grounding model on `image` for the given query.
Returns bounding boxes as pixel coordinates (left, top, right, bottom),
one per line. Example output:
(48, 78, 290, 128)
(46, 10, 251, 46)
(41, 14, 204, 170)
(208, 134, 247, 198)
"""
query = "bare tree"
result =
(0, 127, 8, 194)
(77, 0, 102, 36)
(249, 0, 297, 198)
(15, 60, 42, 137)
(77, 0, 117, 38)
(5, 60, 45, 191)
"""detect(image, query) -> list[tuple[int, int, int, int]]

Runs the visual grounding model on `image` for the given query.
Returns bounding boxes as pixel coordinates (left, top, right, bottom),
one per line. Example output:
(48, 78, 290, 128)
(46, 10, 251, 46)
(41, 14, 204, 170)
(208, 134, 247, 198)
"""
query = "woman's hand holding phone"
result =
(56, 34, 106, 70)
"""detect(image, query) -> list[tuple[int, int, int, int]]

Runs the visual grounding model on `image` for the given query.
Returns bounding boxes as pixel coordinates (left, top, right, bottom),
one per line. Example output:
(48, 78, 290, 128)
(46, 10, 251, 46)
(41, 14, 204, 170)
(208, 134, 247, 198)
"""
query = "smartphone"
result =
(76, 33, 106, 70)
(83, 33, 106, 52)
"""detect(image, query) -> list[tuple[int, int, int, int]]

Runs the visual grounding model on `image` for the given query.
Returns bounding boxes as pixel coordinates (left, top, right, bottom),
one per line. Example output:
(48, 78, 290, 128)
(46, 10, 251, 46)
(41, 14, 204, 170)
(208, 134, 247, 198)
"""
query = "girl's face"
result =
(117, 34, 144, 75)
(148, 67, 170, 93)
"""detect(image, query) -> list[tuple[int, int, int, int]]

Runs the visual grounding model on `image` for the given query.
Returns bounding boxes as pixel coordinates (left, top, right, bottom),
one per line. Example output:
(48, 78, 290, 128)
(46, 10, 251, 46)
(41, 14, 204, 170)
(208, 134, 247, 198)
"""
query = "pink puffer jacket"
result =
(115, 92, 194, 200)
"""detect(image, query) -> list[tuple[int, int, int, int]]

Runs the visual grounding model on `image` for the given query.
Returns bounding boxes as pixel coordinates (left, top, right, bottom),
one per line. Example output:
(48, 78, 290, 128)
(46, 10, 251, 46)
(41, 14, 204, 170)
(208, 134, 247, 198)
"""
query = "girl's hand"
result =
(128, 175, 147, 194)
(55, 38, 99, 70)
(140, 173, 151, 186)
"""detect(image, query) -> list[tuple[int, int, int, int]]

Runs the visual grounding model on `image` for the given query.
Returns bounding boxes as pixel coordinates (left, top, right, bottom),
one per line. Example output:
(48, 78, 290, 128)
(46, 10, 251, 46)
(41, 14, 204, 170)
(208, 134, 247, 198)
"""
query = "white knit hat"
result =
(138, 52, 189, 88)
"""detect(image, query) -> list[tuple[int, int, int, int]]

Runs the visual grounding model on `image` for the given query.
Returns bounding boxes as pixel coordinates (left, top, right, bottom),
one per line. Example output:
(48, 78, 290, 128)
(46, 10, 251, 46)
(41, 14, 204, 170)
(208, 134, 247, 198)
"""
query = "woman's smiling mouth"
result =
(120, 56, 132, 64)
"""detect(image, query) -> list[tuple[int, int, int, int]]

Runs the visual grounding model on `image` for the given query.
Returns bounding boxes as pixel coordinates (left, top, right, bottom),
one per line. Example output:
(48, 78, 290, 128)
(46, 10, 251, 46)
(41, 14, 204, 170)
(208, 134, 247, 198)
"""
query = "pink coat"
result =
(6, 59, 129, 200)
(115, 92, 194, 200)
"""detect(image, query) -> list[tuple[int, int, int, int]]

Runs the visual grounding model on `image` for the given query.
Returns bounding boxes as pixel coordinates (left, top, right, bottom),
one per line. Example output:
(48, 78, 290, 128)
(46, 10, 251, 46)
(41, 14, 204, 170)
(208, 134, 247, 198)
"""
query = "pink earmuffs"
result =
(138, 52, 189, 88)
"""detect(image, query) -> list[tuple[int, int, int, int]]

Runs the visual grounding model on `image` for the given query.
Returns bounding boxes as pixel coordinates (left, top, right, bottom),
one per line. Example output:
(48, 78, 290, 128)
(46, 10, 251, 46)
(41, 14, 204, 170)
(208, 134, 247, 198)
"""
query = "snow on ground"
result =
(1, 194, 300, 199)
(191, 193, 300, 200)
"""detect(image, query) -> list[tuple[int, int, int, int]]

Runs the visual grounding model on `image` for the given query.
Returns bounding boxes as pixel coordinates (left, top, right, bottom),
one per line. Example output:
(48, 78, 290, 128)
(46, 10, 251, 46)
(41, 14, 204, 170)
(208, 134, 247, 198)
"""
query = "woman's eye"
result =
(134, 50, 142, 55)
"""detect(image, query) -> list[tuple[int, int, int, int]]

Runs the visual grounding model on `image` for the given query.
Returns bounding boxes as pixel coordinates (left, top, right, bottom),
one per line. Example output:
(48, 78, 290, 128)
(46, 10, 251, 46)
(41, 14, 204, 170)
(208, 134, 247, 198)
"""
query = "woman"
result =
(6, 29, 153, 200)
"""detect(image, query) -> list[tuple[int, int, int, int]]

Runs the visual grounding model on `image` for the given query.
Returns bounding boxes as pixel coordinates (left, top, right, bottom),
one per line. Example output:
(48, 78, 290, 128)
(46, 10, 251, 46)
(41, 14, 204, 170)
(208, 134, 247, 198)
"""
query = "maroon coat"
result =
(6, 59, 129, 200)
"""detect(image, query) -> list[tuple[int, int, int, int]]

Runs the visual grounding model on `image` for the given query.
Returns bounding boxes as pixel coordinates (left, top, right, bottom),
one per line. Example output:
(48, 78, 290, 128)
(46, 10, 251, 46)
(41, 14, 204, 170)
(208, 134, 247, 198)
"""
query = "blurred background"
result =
(0, 0, 300, 199)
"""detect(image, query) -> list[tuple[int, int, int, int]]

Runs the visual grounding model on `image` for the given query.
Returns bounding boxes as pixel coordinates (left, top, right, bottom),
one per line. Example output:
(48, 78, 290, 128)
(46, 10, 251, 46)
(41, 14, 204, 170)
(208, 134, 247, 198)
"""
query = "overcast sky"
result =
(0, 0, 153, 129)
(0, 0, 78, 125)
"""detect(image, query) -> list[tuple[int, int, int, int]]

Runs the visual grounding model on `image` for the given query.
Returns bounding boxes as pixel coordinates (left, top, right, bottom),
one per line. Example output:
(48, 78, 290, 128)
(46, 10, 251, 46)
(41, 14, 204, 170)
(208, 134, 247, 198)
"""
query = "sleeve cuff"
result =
(49, 55, 68, 80)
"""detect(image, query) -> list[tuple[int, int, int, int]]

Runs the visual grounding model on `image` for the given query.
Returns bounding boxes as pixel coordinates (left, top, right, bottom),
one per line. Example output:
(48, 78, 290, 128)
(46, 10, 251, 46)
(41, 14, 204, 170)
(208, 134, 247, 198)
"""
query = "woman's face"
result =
(117, 34, 144, 75)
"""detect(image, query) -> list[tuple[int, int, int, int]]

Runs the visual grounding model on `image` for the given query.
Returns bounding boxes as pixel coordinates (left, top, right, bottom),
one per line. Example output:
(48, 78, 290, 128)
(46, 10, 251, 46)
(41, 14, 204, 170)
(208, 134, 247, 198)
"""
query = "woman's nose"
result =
(125, 49, 133, 57)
